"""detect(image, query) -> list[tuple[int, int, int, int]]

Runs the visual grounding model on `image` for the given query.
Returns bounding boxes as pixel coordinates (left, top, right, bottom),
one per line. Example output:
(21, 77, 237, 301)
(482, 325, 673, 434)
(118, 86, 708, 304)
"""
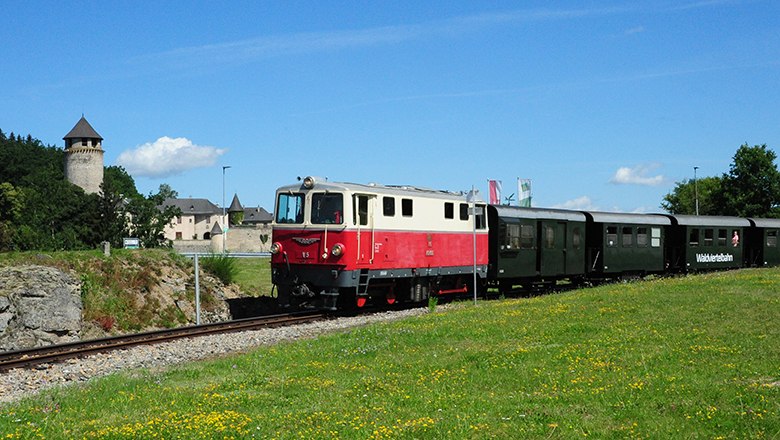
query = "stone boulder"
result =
(0, 266, 82, 350)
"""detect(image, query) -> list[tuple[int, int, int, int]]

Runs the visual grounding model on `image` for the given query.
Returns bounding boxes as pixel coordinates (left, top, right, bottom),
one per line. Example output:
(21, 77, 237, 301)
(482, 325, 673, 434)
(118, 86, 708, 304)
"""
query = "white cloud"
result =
(116, 137, 226, 178)
(553, 196, 597, 210)
(610, 164, 665, 186)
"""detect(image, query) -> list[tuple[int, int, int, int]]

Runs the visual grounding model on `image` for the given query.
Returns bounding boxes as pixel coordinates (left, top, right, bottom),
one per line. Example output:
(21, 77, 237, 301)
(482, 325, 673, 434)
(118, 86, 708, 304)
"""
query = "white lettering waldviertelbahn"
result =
(696, 253, 734, 263)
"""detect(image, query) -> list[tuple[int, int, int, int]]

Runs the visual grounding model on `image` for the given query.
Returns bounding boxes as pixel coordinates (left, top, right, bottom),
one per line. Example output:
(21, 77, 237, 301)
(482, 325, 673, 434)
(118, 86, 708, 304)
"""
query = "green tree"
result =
(104, 165, 141, 200)
(719, 143, 780, 218)
(125, 187, 180, 248)
(156, 183, 178, 200)
(0, 182, 23, 250)
(95, 179, 128, 248)
(661, 176, 723, 215)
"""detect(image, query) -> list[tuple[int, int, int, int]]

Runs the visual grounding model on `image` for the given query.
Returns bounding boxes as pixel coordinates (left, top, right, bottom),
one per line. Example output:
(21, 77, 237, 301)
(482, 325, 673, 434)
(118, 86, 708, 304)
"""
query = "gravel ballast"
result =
(0, 308, 427, 404)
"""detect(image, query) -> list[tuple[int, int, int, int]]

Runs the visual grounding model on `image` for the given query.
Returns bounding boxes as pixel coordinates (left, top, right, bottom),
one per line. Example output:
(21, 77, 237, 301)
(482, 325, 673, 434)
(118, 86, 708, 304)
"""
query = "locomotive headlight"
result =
(303, 176, 316, 189)
(270, 242, 283, 255)
(331, 243, 345, 257)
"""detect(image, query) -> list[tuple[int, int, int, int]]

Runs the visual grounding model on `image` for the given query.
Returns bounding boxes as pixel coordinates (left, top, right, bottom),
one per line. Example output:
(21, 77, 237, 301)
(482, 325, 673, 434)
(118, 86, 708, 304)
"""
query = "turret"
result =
(64, 116, 104, 194)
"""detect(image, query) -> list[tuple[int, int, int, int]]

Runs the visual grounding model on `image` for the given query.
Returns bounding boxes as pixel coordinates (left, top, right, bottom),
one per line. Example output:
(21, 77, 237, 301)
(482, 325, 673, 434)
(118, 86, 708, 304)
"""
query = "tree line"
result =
(661, 143, 780, 217)
(0, 129, 180, 251)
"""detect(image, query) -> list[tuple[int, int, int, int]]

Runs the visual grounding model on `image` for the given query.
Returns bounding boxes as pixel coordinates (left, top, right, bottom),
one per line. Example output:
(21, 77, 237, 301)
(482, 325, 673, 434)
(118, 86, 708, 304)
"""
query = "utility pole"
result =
(222, 165, 231, 252)
(693, 166, 699, 216)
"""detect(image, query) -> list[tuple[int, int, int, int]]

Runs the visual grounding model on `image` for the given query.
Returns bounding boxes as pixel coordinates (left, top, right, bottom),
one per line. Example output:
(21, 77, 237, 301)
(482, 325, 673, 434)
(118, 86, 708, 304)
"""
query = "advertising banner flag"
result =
(488, 180, 502, 204)
(518, 179, 532, 207)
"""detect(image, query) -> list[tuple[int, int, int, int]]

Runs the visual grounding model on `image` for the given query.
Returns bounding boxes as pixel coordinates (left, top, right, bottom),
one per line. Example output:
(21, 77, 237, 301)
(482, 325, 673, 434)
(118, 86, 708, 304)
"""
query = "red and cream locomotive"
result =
(270, 176, 488, 310)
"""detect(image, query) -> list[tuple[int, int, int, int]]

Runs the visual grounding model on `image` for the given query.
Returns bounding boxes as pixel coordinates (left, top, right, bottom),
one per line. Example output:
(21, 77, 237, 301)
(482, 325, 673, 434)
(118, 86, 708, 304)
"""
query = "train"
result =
(270, 176, 780, 310)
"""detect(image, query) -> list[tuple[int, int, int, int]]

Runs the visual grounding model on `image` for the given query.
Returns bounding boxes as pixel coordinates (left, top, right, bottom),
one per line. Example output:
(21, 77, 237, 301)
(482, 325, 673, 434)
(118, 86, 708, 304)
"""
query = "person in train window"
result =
(732, 230, 740, 247)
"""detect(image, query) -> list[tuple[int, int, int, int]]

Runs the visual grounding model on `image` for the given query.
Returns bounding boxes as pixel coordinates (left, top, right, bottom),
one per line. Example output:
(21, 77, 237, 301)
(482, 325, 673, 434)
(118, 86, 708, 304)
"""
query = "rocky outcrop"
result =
(0, 266, 82, 350)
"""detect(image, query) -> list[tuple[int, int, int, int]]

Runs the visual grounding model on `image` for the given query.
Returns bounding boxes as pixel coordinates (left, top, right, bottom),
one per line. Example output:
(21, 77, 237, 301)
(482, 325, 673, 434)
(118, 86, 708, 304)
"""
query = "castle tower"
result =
(63, 116, 104, 194)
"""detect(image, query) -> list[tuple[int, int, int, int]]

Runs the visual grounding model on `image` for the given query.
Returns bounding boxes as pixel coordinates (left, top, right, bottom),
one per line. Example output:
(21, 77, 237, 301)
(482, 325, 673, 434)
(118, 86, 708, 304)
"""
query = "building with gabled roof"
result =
(160, 198, 222, 241)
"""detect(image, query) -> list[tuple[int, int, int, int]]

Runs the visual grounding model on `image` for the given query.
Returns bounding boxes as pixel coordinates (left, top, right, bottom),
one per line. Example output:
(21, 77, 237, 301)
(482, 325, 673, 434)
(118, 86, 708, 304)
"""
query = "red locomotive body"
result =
(271, 177, 488, 309)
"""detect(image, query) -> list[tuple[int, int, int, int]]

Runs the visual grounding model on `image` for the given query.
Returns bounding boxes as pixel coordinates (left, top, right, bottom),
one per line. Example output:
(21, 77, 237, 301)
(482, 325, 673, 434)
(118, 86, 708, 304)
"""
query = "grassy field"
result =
(231, 256, 274, 297)
(1, 269, 778, 439)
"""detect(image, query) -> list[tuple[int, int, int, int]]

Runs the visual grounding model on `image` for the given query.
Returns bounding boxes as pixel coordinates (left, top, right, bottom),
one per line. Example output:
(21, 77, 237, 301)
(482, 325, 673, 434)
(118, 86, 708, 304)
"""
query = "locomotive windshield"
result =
(311, 193, 344, 224)
(276, 193, 304, 224)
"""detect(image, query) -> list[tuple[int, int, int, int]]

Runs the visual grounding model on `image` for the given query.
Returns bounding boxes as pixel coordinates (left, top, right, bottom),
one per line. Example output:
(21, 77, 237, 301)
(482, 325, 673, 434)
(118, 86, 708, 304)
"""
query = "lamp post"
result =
(222, 165, 231, 253)
(466, 186, 484, 305)
(693, 166, 699, 216)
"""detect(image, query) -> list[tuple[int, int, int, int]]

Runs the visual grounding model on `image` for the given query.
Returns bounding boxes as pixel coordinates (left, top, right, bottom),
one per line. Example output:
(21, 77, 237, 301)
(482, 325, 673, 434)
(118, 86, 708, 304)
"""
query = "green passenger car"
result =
(746, 218, 780, 267)
(487, 206, 586, 291)
(582, 212, 670, 279)
(663, 215, 750, 271)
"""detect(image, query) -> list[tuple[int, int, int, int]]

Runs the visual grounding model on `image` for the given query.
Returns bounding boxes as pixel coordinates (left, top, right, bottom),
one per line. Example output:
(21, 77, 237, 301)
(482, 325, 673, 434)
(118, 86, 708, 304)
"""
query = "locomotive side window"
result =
(475, 205, 487, 229)
(276, 193, 304, 224)
(383, 197, 395, 217)
(689, 229, 699, 247)
(521, 225, 534, 249)
(444, 202, 454, 219)
(768, 230, 778, 247)
(311, 193, 344, 224)
(621, 227, 633, 247)
(606, 226, 617, 247)
(718, 229, 727, 246)
(637, 227, 648, 247)
(704, 229, 714, 246)
(402, 199, 413, 217)
(354, 195, 369, 226)
(460, 203, 469, 221)
(651, 227, 661, 247)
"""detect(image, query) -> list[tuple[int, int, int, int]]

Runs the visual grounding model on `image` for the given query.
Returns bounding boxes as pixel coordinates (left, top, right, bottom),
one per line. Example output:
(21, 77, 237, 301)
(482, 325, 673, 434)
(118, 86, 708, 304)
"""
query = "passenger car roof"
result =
(748, 218, 780, 228)
(660, 214, 751, 227)
(491, 205, 586, 222)
(582, 211, 671, 225)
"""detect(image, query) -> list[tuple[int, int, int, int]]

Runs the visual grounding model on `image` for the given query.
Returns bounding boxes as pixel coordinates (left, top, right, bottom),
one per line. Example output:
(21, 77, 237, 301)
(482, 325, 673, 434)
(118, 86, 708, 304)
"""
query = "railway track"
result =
(0, 311, 324, 373)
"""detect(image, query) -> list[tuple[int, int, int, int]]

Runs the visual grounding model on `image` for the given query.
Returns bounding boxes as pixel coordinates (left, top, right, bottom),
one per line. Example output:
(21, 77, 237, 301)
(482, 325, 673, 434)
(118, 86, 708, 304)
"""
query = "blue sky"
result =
(2, 0, 778, 212)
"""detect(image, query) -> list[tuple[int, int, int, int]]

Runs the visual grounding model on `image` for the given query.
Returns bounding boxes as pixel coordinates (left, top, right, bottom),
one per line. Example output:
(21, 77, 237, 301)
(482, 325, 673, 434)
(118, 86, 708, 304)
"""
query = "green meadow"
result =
(1, 269, 778, 439)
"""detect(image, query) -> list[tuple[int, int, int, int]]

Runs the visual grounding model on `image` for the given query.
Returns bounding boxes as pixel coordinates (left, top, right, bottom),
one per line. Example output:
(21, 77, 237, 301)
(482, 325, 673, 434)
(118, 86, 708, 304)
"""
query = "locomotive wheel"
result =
(386, 291, 396, 305)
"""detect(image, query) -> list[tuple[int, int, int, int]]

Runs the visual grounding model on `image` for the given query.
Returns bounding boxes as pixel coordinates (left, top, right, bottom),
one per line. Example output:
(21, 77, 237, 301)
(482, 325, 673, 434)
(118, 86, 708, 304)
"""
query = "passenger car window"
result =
(689, 229, 699, 247)
(637, 227, 648, 247)
(651, 227, 661, 247)
(521, 225, 534, 249)
(621, 227, 633, 247)
(606, 226, 617, 247)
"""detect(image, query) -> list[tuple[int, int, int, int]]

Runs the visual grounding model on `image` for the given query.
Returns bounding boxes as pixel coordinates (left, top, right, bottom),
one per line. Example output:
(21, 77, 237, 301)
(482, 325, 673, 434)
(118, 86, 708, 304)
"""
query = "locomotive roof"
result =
(748, 218, 780, 228)
(582, 211, 671, 225)
(491, 205, 586, 222)
(660, 214, 751, 227)
(275, 179, 468, 201)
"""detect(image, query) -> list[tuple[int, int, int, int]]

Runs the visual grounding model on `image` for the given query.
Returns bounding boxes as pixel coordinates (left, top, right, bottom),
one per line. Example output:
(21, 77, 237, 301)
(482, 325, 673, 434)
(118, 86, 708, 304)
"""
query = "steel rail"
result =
(0, 311, 324, 372)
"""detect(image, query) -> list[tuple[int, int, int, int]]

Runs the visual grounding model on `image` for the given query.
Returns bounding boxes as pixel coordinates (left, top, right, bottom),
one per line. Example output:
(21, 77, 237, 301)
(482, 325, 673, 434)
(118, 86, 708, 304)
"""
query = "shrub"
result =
(200, 253, 237, 285)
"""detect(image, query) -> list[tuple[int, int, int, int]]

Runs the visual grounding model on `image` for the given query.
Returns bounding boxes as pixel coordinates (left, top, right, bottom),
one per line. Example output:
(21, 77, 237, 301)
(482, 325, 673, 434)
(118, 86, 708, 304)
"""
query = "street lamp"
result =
(222, 165, 231, 253)
(466, 186, 484, 305)
(693, 166, 699, 216)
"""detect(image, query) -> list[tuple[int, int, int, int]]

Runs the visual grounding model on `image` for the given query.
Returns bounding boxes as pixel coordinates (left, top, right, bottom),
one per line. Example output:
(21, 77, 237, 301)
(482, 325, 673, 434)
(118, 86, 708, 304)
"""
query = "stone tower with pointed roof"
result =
(63, 116, 104, 194)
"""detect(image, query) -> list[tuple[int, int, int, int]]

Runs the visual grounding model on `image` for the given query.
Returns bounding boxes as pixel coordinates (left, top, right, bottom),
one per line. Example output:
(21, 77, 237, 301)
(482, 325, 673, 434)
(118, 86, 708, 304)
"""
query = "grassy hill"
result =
(2, 268, 779, 438)
(0, 250, 252, 334)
